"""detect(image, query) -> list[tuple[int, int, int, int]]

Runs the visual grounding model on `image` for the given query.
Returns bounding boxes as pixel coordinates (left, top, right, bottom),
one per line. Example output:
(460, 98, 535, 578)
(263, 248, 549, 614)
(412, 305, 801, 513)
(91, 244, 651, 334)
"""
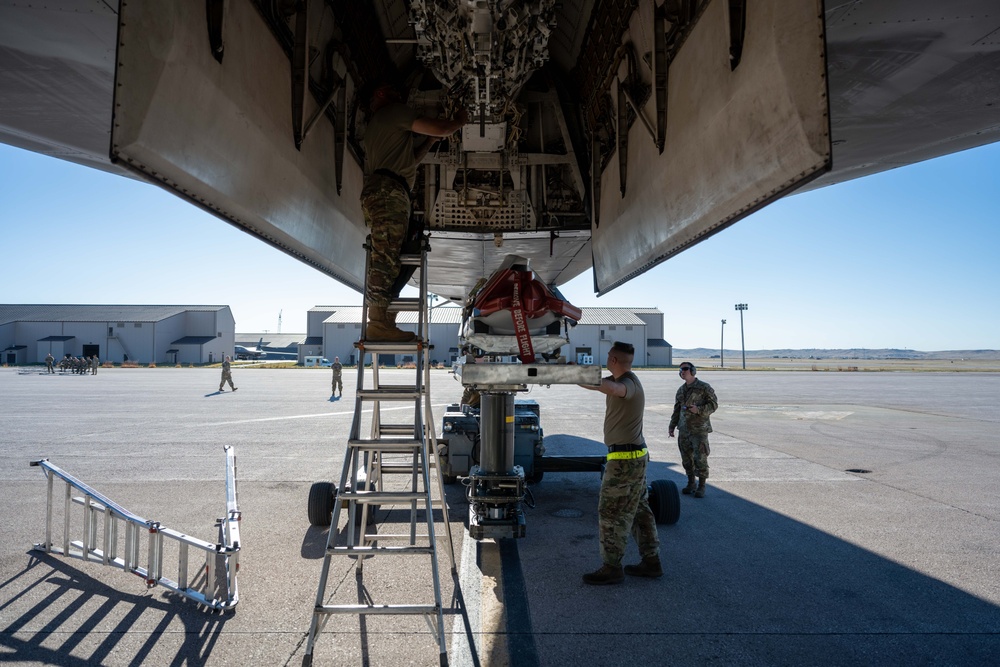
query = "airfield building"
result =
(0, 305, 234, 365)
(3, 304, 671, 368)
(303, 306, 672, 368)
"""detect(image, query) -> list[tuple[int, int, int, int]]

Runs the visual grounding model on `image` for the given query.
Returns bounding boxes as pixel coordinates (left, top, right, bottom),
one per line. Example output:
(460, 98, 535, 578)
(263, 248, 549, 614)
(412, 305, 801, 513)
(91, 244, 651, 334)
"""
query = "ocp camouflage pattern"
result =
(360, 174, 411, 309)
(598, 457, 659, 566)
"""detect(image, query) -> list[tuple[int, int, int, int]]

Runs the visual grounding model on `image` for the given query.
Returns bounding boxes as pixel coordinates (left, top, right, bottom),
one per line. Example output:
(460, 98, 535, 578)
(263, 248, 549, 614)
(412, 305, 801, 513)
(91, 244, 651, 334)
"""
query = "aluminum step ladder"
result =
(303, 235, 458, 666)
(29, 446, 241, 611)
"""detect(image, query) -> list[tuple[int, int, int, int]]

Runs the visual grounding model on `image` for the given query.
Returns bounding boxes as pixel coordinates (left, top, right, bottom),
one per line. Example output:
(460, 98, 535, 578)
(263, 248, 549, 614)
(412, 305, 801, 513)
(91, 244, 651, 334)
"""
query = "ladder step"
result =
(378, 424, 419, 436)
(338, 491, 427, 503)
(328, 545, 435, 556)
(358, 388, 422, 400)
(356, 340, 426, 353)
(387, 297, 422, 311)
(377, 464, 436, 475)
(315, 603, 439, 616)
(349, 438, 422, 451)
(398, 253, 424, 266)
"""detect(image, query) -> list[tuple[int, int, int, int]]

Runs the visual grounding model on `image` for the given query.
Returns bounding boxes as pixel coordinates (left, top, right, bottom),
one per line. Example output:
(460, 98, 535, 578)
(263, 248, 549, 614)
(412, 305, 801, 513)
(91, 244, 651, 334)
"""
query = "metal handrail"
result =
(30, 446, 240, 610)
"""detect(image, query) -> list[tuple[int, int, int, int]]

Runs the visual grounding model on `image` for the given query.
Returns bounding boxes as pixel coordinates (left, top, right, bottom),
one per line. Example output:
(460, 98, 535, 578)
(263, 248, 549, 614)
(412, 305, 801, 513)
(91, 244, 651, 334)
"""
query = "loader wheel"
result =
(649, 479, 680, 525)
(308, 481, 336, 527)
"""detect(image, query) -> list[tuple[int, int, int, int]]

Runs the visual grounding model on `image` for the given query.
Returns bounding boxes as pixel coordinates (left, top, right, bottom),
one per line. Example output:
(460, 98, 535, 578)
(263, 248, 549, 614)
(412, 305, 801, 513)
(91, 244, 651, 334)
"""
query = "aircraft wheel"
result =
(649, 479, 680, 525)
(308, 481, 336, 527)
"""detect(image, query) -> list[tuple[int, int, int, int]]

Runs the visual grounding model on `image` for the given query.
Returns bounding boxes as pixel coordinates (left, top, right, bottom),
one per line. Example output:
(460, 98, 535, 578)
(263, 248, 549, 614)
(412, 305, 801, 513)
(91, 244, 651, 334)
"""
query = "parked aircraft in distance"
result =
(1, 1, 997, 298)
(234, 338, 267, 361)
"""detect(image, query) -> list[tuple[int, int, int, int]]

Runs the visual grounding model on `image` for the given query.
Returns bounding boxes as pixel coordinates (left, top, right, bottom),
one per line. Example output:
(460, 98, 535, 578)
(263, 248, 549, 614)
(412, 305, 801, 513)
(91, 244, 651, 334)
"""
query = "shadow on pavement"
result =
(0, 552, 231, 666)
(514, 436, 1000, 664)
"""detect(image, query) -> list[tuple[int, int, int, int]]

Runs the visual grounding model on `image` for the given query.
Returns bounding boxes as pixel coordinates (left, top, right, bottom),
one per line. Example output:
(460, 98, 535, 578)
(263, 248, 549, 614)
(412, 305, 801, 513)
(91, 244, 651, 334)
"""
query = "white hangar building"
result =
(301, 305, 672, 368)
(0, 305, 235, 366)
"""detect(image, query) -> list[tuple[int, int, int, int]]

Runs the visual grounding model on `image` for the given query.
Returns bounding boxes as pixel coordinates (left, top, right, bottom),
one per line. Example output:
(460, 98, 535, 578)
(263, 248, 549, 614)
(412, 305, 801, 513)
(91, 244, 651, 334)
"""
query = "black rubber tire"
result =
(308, 481, 336, 527)
(441, 474, 458, 485)
(525, 469, 544, 484)
(649, 479, 681, 525)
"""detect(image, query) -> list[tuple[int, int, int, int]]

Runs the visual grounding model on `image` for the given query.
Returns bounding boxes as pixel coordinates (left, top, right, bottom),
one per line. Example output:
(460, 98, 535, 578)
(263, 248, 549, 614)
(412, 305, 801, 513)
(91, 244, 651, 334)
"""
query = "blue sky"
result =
(2, 141, 997, 350)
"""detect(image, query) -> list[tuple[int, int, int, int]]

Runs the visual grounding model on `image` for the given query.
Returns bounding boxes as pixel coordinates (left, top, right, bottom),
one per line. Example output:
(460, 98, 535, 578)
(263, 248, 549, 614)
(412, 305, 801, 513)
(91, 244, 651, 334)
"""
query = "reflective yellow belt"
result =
(606, 448, 648, 460)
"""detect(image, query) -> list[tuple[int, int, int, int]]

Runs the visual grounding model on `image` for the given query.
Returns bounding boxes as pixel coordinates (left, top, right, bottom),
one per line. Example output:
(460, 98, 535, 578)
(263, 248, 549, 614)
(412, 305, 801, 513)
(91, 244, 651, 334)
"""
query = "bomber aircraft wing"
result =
(1, 1, 997, 300)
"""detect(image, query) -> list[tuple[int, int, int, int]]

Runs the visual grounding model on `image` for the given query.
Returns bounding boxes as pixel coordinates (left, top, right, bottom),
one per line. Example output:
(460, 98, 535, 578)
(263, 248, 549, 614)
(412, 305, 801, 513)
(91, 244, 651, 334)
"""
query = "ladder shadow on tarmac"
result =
(0, 551, 231, 666)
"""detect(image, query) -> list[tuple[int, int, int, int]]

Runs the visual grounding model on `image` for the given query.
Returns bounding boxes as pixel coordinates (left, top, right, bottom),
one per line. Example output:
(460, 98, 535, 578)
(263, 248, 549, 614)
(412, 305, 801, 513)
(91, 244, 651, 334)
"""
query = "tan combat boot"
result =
(694, 477, 707, 498)
(624, 556, 664, 578)
(582, 563, 624, 585)
(367, 306, 416, 342)
(682, 474, 697, 495)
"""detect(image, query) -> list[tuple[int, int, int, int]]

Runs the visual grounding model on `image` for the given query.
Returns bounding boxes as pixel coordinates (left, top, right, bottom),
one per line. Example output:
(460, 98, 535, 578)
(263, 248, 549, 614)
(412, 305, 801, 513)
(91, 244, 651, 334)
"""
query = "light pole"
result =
(734, 303, 748, 369)
(720, 319, 726, 368)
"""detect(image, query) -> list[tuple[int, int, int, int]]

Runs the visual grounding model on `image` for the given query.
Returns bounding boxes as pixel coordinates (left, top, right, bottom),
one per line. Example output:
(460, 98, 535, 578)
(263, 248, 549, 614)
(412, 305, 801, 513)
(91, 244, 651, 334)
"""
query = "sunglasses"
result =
(679, 367, 692, 373)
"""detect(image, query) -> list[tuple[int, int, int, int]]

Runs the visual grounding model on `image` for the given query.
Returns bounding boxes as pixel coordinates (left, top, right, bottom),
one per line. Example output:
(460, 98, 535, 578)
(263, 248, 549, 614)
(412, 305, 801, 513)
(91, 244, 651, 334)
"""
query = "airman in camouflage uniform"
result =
(669, 363, 718, 498)
(361, 83, 467, 341)
(45, 353, 54, 373)
(219, 356, 237, 392)
(578, 341, 662, 585)
(331, 356, 343, 396)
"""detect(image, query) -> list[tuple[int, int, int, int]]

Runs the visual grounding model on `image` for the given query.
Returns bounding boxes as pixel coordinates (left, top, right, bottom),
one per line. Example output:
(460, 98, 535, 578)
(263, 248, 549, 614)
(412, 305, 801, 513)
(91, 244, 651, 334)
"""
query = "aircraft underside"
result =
(1, 1, 997, 300)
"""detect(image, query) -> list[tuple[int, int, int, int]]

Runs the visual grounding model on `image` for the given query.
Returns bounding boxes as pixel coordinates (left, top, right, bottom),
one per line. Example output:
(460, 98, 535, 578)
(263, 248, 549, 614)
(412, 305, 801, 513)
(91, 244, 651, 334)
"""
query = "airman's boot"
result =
(624, 556, 664, 578)
(582, 563, 624, 585)
(367, 307, 416, 342)
(682, 474, 697, 495)
(694, 477, 706, 498)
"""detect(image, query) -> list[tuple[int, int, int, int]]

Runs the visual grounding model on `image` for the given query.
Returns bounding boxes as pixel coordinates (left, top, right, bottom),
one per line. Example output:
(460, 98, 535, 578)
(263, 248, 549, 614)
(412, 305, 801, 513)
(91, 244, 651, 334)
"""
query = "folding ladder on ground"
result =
(304, 235, 458, 666)
(29, 446, 241, 611)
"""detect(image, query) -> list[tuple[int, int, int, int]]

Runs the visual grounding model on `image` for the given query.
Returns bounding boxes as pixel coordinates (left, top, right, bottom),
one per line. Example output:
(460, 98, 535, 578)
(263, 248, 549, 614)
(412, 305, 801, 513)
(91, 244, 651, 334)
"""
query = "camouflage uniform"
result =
(599, 457, 659, 567)
(331, 360, 343, 395)
(220, 358, 236, 391)
(360, 174, 410, 309)
(598, 371, 659, 567)
(45, 353, 54, 373)
(669, 378, 718, 480)
(91, 355, 99, 375)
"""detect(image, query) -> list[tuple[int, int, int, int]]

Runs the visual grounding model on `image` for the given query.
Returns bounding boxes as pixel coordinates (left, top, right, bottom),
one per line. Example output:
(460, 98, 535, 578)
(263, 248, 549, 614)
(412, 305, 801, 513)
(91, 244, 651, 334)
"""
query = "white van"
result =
(304, 356, 331, 367)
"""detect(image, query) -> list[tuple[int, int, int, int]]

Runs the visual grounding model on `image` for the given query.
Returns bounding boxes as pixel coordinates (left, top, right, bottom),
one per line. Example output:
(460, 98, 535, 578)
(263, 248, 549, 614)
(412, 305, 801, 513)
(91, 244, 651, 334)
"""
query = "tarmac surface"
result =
(2, 365, 999, 666)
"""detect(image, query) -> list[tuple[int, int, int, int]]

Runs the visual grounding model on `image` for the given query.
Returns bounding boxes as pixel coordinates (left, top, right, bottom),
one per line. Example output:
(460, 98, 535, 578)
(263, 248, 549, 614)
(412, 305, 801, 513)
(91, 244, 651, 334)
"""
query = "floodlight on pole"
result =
(735, 303, 748, 369)
(721, 319, 727, 368)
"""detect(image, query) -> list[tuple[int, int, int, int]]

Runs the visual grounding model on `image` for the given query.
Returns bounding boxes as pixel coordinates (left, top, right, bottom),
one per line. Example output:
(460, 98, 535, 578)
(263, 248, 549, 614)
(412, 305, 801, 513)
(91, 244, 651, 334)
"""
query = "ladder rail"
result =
(29, 449, 241, 611)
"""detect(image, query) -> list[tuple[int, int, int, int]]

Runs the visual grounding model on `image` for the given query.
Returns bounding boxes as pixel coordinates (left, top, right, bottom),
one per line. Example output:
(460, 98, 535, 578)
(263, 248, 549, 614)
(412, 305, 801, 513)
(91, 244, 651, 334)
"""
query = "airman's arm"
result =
(411, 108, 469, 138)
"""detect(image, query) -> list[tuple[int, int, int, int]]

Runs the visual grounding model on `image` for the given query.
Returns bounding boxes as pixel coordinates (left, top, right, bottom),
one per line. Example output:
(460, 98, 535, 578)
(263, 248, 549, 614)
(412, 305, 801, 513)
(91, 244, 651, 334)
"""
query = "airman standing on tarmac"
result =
(91, 354, 99, 375)
(331, 356, 343, 397)
(45, 353, 54, 373)
(669, 363, 718, 498)
(577, 341, 662, 584)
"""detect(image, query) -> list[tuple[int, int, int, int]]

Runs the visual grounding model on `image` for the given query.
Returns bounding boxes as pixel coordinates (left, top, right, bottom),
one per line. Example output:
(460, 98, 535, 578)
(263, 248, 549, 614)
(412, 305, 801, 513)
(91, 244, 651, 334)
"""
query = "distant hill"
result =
(673, 348, 1000, 361)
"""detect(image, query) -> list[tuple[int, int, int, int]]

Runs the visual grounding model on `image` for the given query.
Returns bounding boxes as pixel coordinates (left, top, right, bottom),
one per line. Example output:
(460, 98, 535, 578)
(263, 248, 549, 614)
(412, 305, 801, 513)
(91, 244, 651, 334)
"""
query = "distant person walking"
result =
(91, 354, 99, 375)
(220, 356, 237, 392)
(669, 363, 718, 498)
(45, 353, 54, 373)
(331, 356, 343, 397)
(577, 341, 661, 585)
